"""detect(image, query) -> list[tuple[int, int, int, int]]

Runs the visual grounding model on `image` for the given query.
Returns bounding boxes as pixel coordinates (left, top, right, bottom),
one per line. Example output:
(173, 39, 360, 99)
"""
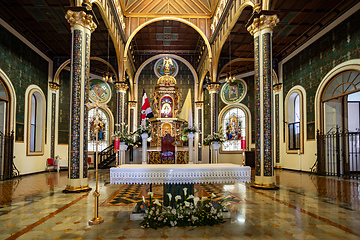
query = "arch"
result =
(25, 85, 46, 156)
(89, 1, 122, 73)
(212, 3, 255, 82)
(285, 85, 306, 154)
(53, 57, 119, 84)
(315, 59, 360, 131)
(124, 17, 212, 60)
(218, 103, 252, 151)
(0, 69, 16, 133)
(216, 58, 254, 82)
(88, 106, 114, 152)
(134, 54, 199, 101)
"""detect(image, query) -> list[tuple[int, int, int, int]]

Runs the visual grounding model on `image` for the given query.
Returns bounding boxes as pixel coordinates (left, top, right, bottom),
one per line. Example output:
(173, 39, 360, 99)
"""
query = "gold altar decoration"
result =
(149, 57, 186, 147)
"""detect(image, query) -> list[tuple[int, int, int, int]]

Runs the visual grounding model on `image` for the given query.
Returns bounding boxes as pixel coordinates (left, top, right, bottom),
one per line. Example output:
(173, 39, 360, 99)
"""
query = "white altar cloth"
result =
(110, 164, 251, 185)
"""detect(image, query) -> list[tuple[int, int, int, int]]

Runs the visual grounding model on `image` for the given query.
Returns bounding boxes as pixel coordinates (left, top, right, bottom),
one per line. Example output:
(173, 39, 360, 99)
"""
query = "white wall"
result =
(14, 142, 50, 175)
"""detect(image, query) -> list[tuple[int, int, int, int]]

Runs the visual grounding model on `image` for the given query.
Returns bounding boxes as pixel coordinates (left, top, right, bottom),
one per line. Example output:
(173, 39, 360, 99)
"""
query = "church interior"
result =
(0, 0, 360, 239)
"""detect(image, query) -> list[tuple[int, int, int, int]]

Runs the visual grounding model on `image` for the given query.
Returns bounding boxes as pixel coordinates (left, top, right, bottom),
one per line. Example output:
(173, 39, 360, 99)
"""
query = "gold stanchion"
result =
(89, 110, 104, 225)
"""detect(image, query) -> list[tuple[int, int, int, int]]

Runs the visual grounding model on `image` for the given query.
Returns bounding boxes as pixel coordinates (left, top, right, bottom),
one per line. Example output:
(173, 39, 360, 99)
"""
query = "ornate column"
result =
(247, 14, 279, 189)
(114, 81, 128, 125)
(195, 101, 203, 163)
(206, 83, 221, 134)
(64, 10, 97, 192)
(273, 83, 282, 168)
(48, 82, 60, 161)
(206, 83, 220, 164)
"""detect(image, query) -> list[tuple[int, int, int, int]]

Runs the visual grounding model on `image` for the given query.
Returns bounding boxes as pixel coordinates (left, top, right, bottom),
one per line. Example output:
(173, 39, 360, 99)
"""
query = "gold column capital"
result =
(128, 101, 137, 108)
(114, 82, 129, 93)
(49, 82, 60, 91)
(273, 83, 282, 92)
(65, 10, 97, 33)
(195, 101, 203, 108)
(247, 14, 279, 36)
(206, 83, 221, 94)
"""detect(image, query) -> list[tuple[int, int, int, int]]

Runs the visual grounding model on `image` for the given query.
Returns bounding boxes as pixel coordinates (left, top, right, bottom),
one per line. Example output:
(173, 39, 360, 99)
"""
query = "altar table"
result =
(110, 164, 251, 185)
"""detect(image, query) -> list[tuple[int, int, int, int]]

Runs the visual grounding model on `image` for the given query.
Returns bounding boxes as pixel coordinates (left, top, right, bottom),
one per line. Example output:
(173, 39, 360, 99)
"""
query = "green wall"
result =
(0, 25, 49, 141)
(283, 10, 360, 138)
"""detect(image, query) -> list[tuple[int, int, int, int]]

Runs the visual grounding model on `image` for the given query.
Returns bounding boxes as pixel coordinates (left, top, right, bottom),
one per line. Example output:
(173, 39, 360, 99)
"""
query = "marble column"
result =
(114, 82, 128, 125)
(195, 101, 203, 163)
(206, 83, 220, 164)
(247, 14, 279, 189)
(141, 133, 148, 164)
(64, 10, 97, 192)
(128, 101, 137, 134)
(187, 132, 194, 164)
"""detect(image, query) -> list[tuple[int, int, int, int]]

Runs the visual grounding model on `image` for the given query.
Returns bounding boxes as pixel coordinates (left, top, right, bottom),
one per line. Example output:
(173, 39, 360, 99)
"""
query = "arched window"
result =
(220, 107, 248, 152)
(88, 108, 110, 152)
(288, 93, 300, 150)
(285, 87, 305, 153)
(26, 86, 45, 155)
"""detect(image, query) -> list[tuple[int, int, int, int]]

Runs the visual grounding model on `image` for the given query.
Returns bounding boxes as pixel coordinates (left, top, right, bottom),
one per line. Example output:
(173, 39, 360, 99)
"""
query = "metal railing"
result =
(317, 128, 360, 179)
(0, 131, 18, 180)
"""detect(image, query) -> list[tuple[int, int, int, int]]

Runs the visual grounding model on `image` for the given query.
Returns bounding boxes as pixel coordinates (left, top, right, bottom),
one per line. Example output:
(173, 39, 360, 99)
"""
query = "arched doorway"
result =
(319, 70, 360, 178)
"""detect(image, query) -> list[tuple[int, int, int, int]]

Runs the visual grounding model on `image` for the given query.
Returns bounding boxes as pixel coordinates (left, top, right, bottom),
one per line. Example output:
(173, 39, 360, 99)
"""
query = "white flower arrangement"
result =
(113, 122, 138, 146)
(140, 188, 230, 229)
(137, 119, 152, 135)
(183, 124, 199, 134)
(203, 132, 225, 146)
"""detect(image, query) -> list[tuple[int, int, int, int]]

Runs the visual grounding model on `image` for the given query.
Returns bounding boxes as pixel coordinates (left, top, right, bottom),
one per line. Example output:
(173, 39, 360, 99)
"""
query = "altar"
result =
(110, 164, 251, 185)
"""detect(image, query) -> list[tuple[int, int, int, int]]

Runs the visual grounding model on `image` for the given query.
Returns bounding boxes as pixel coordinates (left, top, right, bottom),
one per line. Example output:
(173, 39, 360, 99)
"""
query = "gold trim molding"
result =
(49, 82, 60, 91)
(65, 10, 97, 33)
(247, 14, 279, 36)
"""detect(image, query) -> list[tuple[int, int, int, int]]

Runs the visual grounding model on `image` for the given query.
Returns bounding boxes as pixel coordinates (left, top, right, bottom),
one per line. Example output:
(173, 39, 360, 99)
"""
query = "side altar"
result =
(148, 57, 186, 148)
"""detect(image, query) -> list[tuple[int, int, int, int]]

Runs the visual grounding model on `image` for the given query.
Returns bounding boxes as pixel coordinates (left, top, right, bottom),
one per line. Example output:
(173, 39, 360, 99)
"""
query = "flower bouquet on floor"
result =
(140, 188, 231, 229)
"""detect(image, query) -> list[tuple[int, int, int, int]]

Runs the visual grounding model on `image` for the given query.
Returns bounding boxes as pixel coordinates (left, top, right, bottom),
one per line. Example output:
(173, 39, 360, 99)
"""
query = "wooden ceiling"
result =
(218, 0, 359, 79)
(0, 0, 359, 80)
(120, 0, 218, 16)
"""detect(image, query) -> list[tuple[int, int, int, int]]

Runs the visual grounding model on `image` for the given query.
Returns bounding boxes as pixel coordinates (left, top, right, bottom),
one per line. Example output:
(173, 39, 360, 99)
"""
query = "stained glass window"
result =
(88, 108, 109, 152)
(221, 108, 246, 151)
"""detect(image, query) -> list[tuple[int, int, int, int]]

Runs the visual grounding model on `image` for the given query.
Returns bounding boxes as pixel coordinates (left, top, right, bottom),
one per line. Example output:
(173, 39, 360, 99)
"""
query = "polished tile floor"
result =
(0, 169, 360, 240)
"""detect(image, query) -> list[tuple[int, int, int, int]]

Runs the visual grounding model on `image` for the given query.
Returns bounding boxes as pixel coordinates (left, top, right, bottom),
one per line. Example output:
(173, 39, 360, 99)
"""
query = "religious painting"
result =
(161, 123, 172, 137)
(221, 108, 246, 152)
(89, 115, 106, 141)
(89, 79, 111, 104)
(221, 79, 247, 104)
(154, 57, 179, 78)
(161, 96, 173, 118)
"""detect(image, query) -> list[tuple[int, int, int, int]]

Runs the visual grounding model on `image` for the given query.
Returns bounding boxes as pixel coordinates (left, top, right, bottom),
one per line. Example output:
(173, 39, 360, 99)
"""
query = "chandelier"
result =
(225, 32, 236, 83)
(103, 32, 114, 83)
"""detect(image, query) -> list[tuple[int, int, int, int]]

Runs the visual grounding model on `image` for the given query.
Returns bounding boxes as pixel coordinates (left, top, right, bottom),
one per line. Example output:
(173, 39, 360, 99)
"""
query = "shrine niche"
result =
(149, 57, 185, 147)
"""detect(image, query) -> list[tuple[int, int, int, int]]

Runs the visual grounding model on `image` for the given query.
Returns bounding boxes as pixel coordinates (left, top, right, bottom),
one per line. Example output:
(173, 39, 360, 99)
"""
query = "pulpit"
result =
(161, 134, 175, 163)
